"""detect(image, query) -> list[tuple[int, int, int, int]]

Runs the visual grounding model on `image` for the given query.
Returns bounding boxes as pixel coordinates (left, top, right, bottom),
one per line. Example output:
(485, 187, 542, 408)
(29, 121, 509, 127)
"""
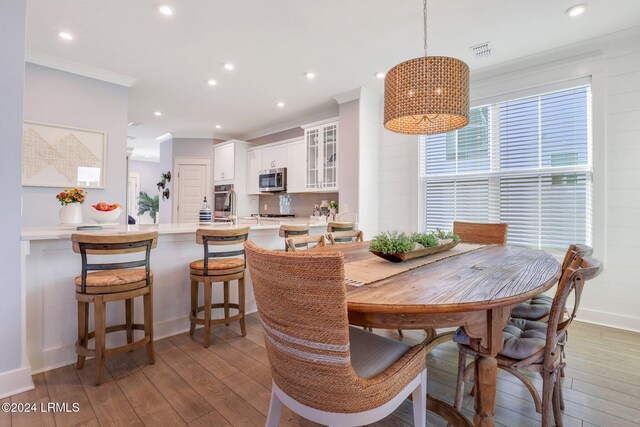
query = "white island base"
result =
(22, 221, 331, 374)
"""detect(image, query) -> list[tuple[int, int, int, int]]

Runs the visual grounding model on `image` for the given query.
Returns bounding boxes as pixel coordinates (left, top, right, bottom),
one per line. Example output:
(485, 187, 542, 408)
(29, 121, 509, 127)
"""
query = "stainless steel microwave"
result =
(259, 168, 286, 192)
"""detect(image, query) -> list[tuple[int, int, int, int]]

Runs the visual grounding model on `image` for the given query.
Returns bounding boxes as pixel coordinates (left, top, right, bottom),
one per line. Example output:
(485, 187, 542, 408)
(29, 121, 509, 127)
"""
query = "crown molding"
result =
(332, 87, 362, 104)
(25, 50, 137, 87)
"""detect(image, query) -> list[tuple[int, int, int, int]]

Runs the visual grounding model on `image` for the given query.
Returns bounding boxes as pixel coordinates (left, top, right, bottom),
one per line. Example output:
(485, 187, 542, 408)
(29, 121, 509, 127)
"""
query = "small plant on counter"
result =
(434, 229, 460, 242)
(329, 200, 338, 210)
(369, 231, 415, 254)
(411, 232, 439, 248)
(55, 188, 87, 205)
(138, 192, 160, 223)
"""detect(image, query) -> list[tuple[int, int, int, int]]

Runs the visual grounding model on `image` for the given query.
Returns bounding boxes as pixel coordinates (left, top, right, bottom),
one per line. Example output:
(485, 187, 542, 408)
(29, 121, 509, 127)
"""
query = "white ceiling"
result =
(26, 0, 640, 158)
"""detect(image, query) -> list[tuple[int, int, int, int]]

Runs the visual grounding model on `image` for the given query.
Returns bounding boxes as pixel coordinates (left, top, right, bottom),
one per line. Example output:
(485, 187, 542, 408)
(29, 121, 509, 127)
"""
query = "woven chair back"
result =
(245, 240, 391, 413)
(453, 221, 508, 245)
(543, 255, 601, 370)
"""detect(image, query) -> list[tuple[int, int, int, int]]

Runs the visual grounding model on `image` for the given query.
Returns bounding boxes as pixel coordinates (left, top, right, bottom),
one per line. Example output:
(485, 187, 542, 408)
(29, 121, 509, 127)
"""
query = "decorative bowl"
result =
(87, 206, 123, 223)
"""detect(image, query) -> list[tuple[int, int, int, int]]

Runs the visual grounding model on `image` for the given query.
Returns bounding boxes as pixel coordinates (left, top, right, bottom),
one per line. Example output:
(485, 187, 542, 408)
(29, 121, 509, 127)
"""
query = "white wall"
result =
(377, 27, 640, 332)
(0, 0, 33, 398)
(338, 100, 360, 219)
(358, 88, 381, 237)
(22, 63, 129, 226)
(129, 160, 163, 196)
(158, 139, 173, 223)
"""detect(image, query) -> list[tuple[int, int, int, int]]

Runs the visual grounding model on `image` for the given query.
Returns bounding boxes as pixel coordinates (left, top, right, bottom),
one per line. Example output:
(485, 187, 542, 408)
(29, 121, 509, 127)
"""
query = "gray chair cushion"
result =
(349, 327, 412, 379)
(510, 295, 553, 321)
(501, 318, 548, 360)
(453, 318, 549, 361)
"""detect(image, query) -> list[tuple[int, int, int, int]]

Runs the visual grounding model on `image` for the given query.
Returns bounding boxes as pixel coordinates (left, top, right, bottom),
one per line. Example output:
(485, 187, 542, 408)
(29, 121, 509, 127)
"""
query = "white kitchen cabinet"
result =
(214, 143, 235, 181)
(285, 139, 306, 193)
(305, 121, 338, 192)
(261, 144, 287, 170)
(246, 149, 262, 195)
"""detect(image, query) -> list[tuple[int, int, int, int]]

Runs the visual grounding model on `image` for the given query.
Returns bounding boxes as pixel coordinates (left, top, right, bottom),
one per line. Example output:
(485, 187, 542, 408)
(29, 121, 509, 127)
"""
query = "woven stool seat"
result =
(190, 258, 244, 275)
(75, 269, 153, 294)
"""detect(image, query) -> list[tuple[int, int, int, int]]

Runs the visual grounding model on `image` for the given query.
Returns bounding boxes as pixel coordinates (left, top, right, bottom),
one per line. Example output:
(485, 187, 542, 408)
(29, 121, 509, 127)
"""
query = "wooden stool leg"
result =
(94, 296, 106, 385)
(238, 276, 246, 337)
(125, 298, 134, 344)
(76, 300, 89, 369)
(189, 279, 198, 335)
(203, 279, 212, 347)
(224, 281, 230, 326)
(144, 285, 155, 364)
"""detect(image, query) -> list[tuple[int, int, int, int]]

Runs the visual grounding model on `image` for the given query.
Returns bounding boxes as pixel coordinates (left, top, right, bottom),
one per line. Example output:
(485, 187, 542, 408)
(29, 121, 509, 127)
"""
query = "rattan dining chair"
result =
(327, 230, 364, 245)
(285, 234, 325, 252)
(453, 255, 602, 427)
(244, 241, 428, 427)
(453, 221, 509, 245)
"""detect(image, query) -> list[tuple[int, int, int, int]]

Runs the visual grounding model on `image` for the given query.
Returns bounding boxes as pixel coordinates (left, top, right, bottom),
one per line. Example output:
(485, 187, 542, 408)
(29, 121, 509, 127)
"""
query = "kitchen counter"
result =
(20, 218, 346, 374)
(21, 218, 334, 241)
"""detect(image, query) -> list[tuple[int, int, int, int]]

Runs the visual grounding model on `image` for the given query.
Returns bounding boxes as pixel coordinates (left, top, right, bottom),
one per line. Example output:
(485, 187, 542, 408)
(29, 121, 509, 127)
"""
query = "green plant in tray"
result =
(411, 232, 439, 248)
(369, 231, 415, 254)
(434, 229, 460, 242)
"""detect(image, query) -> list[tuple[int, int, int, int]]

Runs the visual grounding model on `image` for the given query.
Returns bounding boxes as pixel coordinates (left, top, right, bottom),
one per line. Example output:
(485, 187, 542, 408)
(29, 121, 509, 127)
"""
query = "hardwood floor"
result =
(3, 314, 640, 427)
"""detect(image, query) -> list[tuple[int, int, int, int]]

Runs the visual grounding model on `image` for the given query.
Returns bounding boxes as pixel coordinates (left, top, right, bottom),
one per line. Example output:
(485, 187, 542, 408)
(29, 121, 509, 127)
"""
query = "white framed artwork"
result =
(22, 121, 107, 188)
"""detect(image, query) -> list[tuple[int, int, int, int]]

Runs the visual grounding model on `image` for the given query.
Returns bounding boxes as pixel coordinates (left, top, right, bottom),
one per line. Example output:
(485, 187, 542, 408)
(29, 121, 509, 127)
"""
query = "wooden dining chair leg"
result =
(189, 280, 198, 335)
(238, 277, 246, 337)
(397, 329, 404, 338)
(94, 296, 106, 385)
(454, 350, 466, 410)
(76, 300, 89, 369)
(125, 298, 134, 344)
(144, 287, 155, 364)
(553, 376, 564, 427)
(224, 281, 230, 326)
(203, 279, 212, 347)
(558, 375, 565, 410)
(541, 370, 555, 427)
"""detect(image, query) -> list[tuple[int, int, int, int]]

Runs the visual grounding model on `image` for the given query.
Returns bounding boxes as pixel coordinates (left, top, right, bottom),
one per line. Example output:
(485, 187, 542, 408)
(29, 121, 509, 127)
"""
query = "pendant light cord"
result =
(423, 0, 428, 56)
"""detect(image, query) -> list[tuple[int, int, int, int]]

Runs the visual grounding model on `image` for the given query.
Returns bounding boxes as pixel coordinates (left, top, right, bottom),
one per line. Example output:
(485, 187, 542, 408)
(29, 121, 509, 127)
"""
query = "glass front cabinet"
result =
(304, 121, 338, 192)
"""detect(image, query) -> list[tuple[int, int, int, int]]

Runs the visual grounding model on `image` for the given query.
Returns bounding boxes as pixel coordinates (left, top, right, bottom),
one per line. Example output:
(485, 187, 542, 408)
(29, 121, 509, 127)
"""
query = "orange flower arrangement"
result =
(55, 188, 87, 206)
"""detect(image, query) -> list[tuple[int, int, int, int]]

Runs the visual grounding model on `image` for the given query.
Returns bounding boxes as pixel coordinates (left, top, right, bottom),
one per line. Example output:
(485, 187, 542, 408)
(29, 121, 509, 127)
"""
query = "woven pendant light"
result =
(384, 0, 470, 135)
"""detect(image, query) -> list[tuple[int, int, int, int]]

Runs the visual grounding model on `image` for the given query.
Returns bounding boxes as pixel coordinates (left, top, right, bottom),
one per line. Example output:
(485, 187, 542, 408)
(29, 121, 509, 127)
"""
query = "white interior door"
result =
(174, 159, 211, 224)
(127, 173, 140, 223)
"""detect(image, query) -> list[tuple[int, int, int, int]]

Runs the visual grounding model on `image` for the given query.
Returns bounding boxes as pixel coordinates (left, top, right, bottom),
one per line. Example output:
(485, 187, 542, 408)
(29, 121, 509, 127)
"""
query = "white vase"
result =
(59, 203, 83, 225)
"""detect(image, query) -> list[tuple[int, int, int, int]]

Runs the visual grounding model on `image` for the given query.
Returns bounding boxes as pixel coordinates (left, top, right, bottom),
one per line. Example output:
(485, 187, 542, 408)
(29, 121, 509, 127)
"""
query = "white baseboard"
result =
(575, 307, 640, 333)
(0, 366, 34, 399)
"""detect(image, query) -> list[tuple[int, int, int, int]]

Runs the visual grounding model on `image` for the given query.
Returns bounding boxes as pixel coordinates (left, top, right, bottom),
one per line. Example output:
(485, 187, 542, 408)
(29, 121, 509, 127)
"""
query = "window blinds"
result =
(420, 85, 592, 250)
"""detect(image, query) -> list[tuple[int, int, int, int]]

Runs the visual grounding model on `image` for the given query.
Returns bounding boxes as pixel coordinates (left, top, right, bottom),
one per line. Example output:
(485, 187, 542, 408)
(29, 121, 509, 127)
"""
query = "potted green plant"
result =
(329, 200, 338, 215)
(138, 192, 159, 223)
(369, 230, 459, 262)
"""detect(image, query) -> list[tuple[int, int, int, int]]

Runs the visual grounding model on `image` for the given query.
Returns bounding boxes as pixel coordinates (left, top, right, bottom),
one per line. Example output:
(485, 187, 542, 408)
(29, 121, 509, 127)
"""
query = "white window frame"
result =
(419, 78, 594, 250)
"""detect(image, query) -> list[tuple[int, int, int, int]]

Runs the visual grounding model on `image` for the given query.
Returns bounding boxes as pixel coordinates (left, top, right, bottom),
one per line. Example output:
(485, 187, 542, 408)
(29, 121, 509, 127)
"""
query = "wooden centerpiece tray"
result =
(371, 240, 459, 263)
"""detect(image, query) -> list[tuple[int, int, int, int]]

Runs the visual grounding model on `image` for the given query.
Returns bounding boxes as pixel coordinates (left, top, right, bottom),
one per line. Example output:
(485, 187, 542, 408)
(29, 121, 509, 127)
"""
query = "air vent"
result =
(128, 122, 141, 127)
(470, 41, 494, 58)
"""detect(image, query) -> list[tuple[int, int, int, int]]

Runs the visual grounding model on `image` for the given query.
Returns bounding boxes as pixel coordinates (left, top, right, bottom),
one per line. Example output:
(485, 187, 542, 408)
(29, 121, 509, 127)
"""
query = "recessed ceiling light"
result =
(277, 102, 285, 108)
(215, 124, 222, 129)
(58, 31, 73, 41)
(154, 111, 162, 117)
(566, 3, 587, 17)
(207, 79, 217, 86)
(158, 5, 174, 16)
(305, 71, 316, 80)
(223, 63, 235, 71)
(375, 72, 386, 79)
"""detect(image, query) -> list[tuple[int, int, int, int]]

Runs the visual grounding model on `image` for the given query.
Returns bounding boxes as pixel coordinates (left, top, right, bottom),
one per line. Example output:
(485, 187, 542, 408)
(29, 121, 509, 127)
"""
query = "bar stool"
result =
(327, 222, 357, 243)
(278, 224, 310, 251)
(189, 226, 250, 347)
(72, 232, 158, 385)
(285, 234, 325, 252)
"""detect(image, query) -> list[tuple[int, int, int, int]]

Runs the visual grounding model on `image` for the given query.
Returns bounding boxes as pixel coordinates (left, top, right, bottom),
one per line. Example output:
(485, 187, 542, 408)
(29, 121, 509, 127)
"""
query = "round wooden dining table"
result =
(312, 242, 561, 427)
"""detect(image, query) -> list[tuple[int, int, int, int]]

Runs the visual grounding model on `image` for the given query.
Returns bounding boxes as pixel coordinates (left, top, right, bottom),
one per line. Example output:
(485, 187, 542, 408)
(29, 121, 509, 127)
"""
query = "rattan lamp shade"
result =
(384, 56, 470, 135)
